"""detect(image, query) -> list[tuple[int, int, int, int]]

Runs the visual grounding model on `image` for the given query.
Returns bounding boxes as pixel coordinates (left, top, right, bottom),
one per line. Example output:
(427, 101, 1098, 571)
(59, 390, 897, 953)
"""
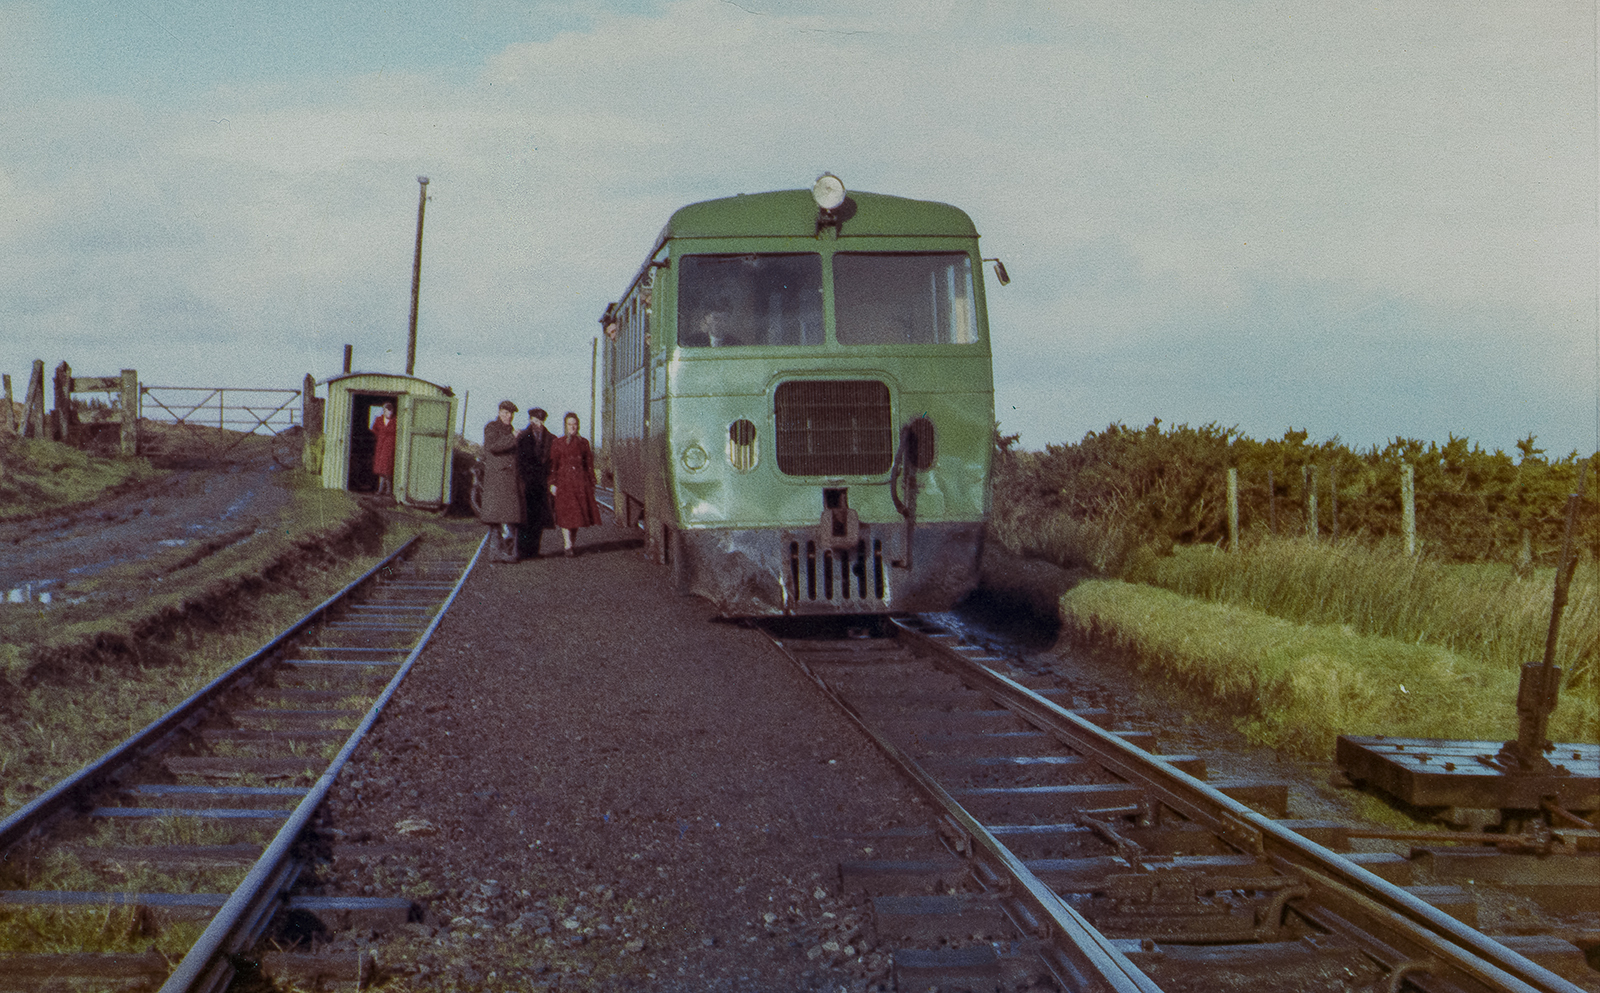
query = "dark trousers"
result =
(518, 522, 545, 558)
(519, 487, 547, 557)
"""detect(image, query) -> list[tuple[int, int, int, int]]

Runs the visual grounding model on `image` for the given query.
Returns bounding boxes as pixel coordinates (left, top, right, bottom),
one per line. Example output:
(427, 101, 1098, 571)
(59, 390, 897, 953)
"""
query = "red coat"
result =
(371, 414, 398, 477)
(549, 434, 602, 529)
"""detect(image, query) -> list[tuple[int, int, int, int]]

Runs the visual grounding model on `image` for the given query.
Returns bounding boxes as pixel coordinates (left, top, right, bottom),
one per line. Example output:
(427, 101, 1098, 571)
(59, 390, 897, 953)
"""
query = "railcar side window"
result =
(833, 253, 978, 345)
(677, 254, 823, 347)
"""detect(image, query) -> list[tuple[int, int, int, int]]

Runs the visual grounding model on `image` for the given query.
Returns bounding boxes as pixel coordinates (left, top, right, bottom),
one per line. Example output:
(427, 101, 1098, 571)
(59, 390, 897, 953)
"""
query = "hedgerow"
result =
(992, 421, 1598, 568)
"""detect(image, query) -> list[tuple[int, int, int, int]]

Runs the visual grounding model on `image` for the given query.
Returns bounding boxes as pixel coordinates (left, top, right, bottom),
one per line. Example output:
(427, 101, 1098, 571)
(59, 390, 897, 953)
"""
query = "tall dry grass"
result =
(988, 490, 1142, 576)
(1060, 579, 1599, 756)
(1124, 538, 1598, 688)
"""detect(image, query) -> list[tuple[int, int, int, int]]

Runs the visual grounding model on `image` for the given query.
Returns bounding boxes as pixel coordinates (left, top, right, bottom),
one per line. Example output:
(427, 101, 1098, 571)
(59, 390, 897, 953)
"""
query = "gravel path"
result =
(281, 519, 1600, 991)
(312, 517, 948, 991)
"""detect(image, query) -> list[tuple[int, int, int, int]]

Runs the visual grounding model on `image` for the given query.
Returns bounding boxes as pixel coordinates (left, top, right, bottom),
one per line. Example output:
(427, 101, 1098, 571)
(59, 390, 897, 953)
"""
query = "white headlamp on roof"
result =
(812, 174, 846, 211)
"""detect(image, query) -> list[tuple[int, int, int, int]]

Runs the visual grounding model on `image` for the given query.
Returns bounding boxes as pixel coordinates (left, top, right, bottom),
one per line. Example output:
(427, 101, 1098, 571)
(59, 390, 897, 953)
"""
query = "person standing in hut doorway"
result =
(480, 400, 525, 562)
(371, 401, 398, 498)
(517, 407, 555, 558)
(548, 412, 601, 557)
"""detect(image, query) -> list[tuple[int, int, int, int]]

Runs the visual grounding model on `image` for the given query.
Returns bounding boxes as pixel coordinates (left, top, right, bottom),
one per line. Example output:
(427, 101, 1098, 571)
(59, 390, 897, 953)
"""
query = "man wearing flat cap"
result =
(479, 400, 525, 562)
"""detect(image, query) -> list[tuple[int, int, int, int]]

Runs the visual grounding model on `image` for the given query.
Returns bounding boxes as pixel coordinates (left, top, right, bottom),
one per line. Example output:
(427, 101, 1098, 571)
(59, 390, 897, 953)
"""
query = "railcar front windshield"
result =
(677, 254, 824, 347)
(834, 252, 978, 345)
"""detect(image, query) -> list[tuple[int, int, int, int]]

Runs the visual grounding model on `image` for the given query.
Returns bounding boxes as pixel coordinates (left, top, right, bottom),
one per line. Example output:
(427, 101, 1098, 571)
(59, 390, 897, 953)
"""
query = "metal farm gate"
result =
(138, 385, 304, 466)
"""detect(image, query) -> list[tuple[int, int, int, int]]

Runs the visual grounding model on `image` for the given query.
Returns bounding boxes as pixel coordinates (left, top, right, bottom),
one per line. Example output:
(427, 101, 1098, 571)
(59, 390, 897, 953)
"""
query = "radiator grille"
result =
(773, 380, 892, 476)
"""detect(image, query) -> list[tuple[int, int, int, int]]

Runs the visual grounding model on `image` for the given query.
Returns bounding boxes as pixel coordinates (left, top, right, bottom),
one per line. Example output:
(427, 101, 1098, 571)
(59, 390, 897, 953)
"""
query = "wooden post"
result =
(302, 373, 319, 436)
(119, 369, 138, 456)
(2, 374, 13, 435)
(1267, 469, 1277, 535)
(343, 344, 352, 374)
(52, 361, 74, 442)
(406, 176, 429, 377)
(1402, 463, 1416, 556)
(590, 336, 598, 449)
(1305, 464, 1318, 540)
(1226, 468, 1239, 553)
(1330, 463, 1339, 541)
(22, 360, 45, 438)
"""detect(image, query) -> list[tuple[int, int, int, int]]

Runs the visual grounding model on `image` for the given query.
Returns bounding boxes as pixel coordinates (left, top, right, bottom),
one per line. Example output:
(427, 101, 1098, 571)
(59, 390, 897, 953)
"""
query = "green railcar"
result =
(601, 177, 1000, 615)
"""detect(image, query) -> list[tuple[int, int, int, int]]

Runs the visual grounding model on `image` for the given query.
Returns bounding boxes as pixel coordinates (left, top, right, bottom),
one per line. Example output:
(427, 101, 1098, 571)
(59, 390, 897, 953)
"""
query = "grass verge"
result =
(1125, 539, 1598, 686)
(1059, 579, 1599, 757)
(0, 436, 162, 521)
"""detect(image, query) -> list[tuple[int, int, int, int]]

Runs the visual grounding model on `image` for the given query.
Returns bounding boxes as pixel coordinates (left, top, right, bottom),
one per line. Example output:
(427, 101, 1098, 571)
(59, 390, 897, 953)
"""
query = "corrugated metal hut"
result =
(320, 373, 457, 508)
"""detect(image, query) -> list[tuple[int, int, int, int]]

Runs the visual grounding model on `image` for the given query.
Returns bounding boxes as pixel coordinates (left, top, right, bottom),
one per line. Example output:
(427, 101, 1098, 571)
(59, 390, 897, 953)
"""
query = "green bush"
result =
(992, 422, 1598, 567)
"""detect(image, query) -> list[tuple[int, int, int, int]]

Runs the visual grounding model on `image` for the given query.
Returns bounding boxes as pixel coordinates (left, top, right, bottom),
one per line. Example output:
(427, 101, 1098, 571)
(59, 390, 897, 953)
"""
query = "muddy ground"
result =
(0, 445, 292, 606)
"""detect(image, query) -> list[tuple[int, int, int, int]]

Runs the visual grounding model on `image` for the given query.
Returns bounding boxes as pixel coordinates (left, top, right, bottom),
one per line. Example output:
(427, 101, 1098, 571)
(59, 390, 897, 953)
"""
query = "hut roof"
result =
(320, 372, 455, 396)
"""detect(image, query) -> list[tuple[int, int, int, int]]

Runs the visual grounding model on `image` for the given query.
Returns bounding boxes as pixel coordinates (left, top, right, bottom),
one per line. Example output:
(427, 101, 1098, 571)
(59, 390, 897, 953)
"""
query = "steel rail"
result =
(890, 617, 1585, 993)
(0, 536, 421, 856)
(158, 531, 489, 993)
(769, 630, 1159, 993)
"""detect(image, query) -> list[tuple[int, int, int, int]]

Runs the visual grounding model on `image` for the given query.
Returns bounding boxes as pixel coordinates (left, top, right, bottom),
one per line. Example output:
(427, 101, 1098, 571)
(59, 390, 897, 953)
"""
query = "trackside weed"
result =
(1060, 579, 1598, 756)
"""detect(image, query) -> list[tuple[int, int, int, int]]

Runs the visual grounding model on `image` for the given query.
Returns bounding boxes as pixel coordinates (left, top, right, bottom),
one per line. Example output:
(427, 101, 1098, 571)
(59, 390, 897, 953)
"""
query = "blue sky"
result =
(2, 0, 1596, 457)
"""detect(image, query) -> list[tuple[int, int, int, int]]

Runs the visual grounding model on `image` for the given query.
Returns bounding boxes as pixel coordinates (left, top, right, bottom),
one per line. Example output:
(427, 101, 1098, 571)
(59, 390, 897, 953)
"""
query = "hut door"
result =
(396, 394, 456, 508)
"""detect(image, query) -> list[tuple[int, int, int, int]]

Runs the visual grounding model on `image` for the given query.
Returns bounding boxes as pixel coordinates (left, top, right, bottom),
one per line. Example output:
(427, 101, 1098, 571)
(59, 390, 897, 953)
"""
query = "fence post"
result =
(52, 361, 74, 442)
(1267, 469, 1277, 535)
(2, 374, 13, 436)
(1330, 463, 1339, 541)
(23, 360, 45, 438)
(1227, 468, 1239, 553)
(302, 374, 320, 437)
(1402, 462, 1416, 555)
(119, 370, 139, 456)
(1305, 465, 1319, 540)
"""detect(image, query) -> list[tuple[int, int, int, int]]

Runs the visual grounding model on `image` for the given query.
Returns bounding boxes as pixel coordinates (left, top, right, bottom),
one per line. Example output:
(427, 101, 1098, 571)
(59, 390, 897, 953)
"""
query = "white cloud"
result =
(1, 0, 1594, 454)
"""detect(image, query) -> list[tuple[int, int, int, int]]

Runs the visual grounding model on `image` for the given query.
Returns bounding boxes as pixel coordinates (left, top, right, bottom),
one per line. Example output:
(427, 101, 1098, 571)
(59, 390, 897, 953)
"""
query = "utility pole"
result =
(406, 176, 430, 376)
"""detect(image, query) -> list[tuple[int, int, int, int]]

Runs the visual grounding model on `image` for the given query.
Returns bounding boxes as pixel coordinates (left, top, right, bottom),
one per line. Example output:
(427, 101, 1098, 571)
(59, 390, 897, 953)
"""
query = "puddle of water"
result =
(220, 491, 255, 520)
(159, 538, 188, 546)
(6, 583, 54, 605)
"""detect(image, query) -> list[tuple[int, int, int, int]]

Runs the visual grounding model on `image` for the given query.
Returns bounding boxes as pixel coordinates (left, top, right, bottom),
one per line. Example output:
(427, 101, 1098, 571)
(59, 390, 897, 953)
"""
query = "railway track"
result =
(0, 532, 484, 992)
(767, 615, 1596, 993)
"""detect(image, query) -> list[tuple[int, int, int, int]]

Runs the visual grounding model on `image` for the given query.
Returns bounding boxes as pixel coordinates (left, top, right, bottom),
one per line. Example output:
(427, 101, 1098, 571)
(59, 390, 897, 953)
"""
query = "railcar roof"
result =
(666, 189, 978, 239)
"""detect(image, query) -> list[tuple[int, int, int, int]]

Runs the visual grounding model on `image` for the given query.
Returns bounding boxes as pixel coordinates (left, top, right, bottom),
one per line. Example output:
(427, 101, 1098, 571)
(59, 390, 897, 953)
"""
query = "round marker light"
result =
(682, 444, 708, 471)
(812, 173, 846, 211)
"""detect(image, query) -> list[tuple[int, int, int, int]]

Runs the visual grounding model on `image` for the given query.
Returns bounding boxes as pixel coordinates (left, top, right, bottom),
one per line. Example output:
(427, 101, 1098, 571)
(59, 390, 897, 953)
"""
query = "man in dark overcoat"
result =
(516, 407, 556, 558)
(480, 400, 525, 562)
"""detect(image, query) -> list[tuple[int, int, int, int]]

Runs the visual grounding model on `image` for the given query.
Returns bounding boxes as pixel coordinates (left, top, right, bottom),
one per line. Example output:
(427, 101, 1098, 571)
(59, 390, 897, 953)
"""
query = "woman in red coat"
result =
(371, 402, 398, 497)
(547, 412, 602, 557)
